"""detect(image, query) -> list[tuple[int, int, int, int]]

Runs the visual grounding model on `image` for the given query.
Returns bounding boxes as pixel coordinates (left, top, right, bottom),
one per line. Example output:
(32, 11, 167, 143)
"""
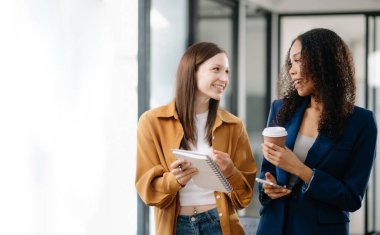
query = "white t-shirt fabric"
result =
(179, 111, 216, 206)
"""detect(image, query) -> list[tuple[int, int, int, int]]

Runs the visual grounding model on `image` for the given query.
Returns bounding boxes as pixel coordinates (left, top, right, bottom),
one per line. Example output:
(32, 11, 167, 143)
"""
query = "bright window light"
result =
(0, 0, 137, 234)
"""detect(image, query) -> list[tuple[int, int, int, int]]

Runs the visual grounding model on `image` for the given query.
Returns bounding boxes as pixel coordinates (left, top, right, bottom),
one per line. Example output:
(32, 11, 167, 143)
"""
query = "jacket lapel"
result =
(304, 134, 333, 168)
(276, 98, 309, 186)
(276, 97, 334, 187)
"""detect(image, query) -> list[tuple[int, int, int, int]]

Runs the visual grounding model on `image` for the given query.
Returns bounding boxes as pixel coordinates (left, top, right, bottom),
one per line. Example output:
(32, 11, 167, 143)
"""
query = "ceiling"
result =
(246, 0, 380, 13)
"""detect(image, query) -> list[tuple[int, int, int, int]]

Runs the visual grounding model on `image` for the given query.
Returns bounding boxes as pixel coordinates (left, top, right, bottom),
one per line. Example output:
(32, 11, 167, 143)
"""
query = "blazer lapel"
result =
(276, 98, 309, 186)
(275, 97, 335, 186)
(304, 134, 333, 168)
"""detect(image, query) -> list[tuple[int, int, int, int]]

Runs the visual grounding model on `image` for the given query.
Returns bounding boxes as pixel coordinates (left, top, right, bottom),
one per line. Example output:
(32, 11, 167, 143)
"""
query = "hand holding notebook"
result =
(172, 149, 233, 193)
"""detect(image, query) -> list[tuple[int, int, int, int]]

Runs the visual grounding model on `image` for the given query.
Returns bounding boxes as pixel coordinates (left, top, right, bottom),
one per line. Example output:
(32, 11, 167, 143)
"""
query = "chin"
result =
(212, 95, 222, 100)
(297, 91, 307, 97)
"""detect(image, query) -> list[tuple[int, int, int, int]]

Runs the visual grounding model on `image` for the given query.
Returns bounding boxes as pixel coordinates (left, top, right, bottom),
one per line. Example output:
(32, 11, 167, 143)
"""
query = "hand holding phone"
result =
(255, 177, 286, 189)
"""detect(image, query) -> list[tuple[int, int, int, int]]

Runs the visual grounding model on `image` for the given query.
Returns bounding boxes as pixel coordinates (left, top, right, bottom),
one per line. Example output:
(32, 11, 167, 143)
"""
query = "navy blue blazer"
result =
(256, 98, 377, 235)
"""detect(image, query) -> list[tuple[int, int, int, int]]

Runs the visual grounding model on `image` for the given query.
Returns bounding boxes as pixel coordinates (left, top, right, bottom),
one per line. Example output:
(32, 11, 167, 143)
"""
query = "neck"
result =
(194, 96, 209, 114)
(310, 96, 323, 112)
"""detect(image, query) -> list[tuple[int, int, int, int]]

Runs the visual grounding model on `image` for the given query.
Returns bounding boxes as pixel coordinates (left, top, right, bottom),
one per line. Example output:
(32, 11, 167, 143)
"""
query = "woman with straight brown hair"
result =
(135, 42, 257, 235)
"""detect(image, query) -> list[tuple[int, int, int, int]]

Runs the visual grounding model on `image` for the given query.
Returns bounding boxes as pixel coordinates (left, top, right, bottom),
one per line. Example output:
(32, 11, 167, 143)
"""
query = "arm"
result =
(135, 113, 181, 209)
(303, 111, 377, 211)
(226, 122, 257, 209)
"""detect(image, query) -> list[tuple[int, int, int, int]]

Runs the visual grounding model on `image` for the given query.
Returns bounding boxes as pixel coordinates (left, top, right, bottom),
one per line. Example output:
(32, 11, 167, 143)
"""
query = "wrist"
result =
(297, 165, 313, 183)
(226, 167, 237, 179)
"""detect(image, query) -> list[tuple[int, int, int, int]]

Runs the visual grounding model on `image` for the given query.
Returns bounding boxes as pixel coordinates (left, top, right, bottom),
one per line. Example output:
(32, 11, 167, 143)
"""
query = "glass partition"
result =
(150, 0, 188, 108)
(198, 0, 236, 113)
(368, 16, 380, 234)
(149, 0, 188, 233)
(244, 16, 268, 220)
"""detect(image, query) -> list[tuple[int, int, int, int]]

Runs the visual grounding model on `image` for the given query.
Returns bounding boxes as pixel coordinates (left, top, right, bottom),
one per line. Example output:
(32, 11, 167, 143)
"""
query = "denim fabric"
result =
(176, 208, 222, 235)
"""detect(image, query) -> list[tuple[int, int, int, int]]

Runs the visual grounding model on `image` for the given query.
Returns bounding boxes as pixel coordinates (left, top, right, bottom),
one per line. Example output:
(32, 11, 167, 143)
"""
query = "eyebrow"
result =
(212, 63, 229, 68)
(291, 51, 301, 58)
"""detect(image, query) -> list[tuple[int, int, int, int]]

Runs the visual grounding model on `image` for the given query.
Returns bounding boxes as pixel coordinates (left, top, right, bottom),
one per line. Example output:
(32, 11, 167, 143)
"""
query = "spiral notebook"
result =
(172, 149, 233, 193)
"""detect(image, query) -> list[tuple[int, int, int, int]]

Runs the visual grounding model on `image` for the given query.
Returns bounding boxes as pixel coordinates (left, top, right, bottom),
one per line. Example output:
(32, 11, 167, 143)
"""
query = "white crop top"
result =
(179, 111, 216, 206)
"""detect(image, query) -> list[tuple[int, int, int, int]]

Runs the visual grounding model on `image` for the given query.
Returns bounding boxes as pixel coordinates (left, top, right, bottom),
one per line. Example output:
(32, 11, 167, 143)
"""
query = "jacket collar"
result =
(154, 100, 179, 119)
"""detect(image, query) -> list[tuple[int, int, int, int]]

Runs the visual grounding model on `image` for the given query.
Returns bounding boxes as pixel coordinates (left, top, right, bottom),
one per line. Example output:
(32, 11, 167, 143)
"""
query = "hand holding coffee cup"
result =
(262, 127, 287, 147)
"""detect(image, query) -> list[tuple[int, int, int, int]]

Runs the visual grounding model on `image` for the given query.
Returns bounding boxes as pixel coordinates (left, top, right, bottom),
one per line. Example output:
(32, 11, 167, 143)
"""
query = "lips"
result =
(212, 83, 225, 91)
(292, 79, 303, 89)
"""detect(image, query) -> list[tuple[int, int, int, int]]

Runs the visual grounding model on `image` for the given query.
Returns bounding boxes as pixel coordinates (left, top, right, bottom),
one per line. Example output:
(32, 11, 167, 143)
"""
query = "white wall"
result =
(0, 0, 137, 234)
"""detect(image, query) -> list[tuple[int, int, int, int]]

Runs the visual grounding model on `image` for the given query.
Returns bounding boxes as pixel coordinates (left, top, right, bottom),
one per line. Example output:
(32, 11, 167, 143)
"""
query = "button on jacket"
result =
(135, 100, 257, 235)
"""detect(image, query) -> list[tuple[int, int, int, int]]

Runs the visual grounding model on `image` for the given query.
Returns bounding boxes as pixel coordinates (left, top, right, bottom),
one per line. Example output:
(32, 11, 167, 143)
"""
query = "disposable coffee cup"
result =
(262, 127, 287, 147)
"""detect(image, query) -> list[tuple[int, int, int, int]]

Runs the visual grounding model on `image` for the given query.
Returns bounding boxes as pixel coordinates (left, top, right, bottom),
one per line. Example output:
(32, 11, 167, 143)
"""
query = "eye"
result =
(294, 56, 302, 63)
(225, 69, 229, 74)
(213, 67, 220, 71)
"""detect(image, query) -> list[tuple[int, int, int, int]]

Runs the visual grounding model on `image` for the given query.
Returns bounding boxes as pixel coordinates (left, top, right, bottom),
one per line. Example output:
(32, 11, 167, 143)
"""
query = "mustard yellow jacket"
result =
(135, 100, 257, 235)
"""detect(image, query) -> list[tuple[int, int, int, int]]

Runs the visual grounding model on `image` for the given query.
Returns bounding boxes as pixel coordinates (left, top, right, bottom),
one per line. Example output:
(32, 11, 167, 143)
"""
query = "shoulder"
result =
(342, 106, 378, 140)
(217, 108, 243, 125)
(351, 106, 377, 130)
(272, 99, 283, 107)
(267, 99, 284, 117)
(138, 101, 177, 125)
(271, 99, 284, 110)
(353, 105, 375, 117)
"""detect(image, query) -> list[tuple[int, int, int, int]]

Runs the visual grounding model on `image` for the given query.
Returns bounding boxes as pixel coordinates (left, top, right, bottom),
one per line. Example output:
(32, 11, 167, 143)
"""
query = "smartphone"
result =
(255, 177, 286, 189)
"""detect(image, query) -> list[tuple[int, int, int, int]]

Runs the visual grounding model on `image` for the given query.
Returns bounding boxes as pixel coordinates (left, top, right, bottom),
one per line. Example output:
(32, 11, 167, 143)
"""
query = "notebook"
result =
(172, 149, 233, 193)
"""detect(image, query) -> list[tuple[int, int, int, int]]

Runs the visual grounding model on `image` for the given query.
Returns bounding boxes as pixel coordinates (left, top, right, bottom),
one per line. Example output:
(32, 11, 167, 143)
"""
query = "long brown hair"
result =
(175, 42, 226, 150)
(277, 28, 356, 143)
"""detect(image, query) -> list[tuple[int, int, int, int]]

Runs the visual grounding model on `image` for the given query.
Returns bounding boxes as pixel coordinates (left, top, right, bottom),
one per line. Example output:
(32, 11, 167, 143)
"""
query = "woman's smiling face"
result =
(196, 52, 229, 101)
(289, 40, 316, 97)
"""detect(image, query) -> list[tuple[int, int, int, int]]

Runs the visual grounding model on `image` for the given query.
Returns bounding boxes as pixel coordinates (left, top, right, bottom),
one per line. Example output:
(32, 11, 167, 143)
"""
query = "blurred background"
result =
(0, 0, 379, 234)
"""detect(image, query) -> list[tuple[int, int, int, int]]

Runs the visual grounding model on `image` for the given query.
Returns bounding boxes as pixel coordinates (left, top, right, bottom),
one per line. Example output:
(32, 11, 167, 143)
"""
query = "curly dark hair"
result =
(276, 28, 356, 143)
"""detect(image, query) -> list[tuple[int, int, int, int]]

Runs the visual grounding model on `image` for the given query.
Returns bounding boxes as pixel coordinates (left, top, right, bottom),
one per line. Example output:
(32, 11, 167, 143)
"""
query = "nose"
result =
(219, 72, 229, 83)
(289, 64, 296, 76)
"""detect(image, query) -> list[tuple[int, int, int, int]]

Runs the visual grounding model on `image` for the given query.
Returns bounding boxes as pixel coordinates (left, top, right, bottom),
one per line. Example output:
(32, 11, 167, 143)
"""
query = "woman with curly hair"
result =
(256, 28, 377, 235)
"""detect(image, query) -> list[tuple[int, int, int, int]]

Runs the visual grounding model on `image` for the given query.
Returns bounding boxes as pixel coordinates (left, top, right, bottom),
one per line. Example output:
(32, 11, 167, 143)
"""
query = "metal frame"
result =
(137, 0, 151, 234)
(187, 0, 198, 46)
(230, 1, 239, 115)
(371, 16, 378, 234)
(264, 11, 273, 122)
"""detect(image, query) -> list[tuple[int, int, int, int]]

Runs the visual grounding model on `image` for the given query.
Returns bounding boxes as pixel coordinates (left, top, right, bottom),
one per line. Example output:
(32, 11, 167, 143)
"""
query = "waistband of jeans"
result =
(177, 207, 218, 221)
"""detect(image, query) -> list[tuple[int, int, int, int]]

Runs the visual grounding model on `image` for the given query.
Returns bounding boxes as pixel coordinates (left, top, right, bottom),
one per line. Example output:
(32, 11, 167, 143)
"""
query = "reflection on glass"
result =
(245, 16, 267, 219)
(150, 0, 187, 109)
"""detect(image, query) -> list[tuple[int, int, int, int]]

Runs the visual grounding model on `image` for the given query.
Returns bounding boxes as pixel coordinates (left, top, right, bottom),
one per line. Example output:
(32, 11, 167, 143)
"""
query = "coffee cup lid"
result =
(262, 127, 287, 137)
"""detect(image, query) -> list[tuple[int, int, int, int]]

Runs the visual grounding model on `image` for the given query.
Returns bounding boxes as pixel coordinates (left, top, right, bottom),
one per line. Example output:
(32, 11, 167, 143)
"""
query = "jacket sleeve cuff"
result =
(301, 168, 316, 193)
(164, 172, 183, 193)
(227, 168, 246, 190)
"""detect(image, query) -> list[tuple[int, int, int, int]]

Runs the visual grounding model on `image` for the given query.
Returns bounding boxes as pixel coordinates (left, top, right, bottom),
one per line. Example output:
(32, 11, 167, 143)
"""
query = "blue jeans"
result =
(176, 208, 222, 235)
